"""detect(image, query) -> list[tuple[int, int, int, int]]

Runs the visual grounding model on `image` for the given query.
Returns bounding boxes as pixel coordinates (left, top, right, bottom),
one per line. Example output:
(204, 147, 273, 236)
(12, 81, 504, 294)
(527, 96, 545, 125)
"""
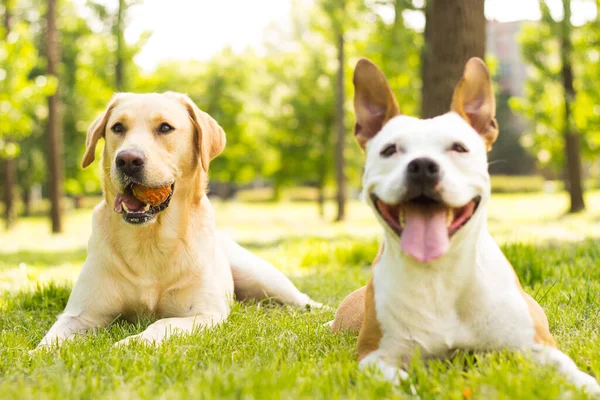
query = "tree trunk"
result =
(317, 185, 325, 218)
(317, 166, 326, 218)
(47, 0, 63, 233)
(23, 187, 31, 217)
(420, 0, 431, 117)
(4, 158, 16, 229)
(115, 0, 125, 91)
(3, 1, 16, 229)
(391, 0, 404, 46)
(73, 195, 83, 209)
(561, 0, 585, 212)
(334, 31, 346, 222)
(421, 0, 485, 118)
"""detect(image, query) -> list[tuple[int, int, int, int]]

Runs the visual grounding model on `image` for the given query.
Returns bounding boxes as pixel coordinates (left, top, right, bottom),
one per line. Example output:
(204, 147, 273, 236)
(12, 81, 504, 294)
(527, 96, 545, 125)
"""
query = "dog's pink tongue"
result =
(113, 193, 145, 213)
(400, 207, 449, 263)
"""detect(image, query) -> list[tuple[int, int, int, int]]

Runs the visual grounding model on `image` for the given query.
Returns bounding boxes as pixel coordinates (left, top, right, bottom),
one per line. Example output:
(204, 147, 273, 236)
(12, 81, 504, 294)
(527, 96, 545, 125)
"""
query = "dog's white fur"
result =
(37, 92, 320, 348)
(332, 58, 600, 395)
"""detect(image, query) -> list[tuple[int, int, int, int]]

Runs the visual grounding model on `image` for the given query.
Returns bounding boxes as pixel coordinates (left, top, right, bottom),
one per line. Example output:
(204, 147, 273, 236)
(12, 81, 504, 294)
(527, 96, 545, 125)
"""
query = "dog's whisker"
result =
(488, 159, 508, 166)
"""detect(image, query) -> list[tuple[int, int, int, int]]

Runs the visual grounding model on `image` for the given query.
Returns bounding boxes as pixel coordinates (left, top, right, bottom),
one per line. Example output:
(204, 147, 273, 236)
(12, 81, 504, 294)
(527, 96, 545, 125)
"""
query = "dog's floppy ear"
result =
(172, 93, 226, 172)
(81, 94, 121, 169)
(451, 58, 499, 151)
(353, 58, 400, 150)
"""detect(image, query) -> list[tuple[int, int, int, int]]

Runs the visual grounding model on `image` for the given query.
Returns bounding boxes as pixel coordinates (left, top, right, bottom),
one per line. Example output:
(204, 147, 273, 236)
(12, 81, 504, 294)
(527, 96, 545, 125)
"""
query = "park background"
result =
(2, 1, 600, 399)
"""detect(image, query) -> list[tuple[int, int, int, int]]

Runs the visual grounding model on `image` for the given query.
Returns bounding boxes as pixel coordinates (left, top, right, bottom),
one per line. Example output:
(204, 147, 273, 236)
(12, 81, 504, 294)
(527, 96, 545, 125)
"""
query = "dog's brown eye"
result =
(111, 123, 124, 134)
(380, 144, 397, 157)
(451, 143, 468, 153)
(158, 123, 174, 134)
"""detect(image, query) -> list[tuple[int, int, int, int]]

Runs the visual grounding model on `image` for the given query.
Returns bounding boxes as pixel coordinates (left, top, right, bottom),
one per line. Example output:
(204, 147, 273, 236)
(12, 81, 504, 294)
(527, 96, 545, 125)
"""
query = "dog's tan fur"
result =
(356, 277, 382, 362)
(331, 245, 384, 333)
(37, 92, 319, 348)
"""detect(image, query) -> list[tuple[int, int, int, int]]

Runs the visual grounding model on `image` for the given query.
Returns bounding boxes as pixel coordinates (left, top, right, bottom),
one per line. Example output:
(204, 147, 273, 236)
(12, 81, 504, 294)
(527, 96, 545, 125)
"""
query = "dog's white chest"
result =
(371, 239, 537, 361)
(373, 264, 474, 358)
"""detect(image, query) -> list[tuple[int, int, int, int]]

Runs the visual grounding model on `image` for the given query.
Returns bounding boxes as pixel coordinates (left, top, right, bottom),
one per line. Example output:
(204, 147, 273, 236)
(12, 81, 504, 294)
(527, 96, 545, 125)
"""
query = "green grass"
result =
(1, 192, 600, 399)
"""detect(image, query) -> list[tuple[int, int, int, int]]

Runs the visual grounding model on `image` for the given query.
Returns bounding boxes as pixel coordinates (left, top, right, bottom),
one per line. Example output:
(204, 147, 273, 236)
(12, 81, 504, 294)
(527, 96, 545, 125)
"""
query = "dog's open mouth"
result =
(113, 183, 174, 225)
(371, 194, 481, 263)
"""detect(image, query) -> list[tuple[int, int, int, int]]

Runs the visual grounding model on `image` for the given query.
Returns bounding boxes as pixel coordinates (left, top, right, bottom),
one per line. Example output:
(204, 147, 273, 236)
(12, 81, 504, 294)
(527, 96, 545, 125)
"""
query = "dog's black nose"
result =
(116, 150, 145, 176)
(406, 157, 440, 184)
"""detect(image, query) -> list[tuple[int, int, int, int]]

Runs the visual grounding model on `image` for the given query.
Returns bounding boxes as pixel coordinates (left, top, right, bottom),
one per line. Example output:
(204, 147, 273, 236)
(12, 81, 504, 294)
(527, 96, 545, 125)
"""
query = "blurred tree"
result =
(62, 7, 104, 206)
(559, 0, 585, 211)
(115, 0, 126, 90)
(262, 37, 336, 214)
(488, 90, 536, 175)
(322, 0, 348, 221)
(46, 0, 63, 233)
(88, 0, 144, 91)
(2, 0, 15, 228)
(511, 0, 594, 212)
(319, 0, 366, 221)
(356, 0, 423, 116)
(200, 50, 263, 193)
(421, 0, 485, 118)
(0, 0, 55, 228)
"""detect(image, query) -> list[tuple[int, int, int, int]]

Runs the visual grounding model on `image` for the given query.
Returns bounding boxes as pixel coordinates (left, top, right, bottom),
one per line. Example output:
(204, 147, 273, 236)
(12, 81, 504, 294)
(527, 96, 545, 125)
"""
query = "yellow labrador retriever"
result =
(37, 92, 320, 348)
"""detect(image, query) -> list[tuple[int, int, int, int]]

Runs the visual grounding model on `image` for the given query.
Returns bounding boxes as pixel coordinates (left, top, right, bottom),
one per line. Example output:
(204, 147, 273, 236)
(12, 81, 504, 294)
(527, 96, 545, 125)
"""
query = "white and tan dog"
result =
(331, 58, 600, 394)
(37, 92, 320, 348)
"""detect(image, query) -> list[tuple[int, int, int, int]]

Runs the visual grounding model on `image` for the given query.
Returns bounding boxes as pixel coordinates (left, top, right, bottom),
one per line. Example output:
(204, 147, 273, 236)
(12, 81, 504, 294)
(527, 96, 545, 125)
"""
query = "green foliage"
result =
(489, 91, 537, 175)
(511, 4, 600, 172)
(135, 49, 264, 185)
(0, 0, 434, 209)
(261, 31, 336, 193)
(0, 22, 55, 159)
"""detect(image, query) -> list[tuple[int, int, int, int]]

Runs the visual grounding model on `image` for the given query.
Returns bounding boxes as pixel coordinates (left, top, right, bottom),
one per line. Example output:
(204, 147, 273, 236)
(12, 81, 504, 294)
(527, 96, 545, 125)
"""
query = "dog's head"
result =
(81, 92, 225, 225)
(353, 58, 498, 263)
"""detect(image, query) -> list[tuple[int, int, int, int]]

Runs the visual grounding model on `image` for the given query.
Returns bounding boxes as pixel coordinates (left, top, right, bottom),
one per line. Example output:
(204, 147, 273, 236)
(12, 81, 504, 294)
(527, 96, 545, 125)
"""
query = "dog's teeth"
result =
(447, 210, 454, 227)
(144, 203, 151, 211)
(122, 202, 129, 213)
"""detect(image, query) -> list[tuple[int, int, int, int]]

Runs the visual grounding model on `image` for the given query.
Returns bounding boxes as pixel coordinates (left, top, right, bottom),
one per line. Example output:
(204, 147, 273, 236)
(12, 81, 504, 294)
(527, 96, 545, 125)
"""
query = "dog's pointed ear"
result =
(353, 58, 400, 150)
(81, 94, 121, 169)
(451, 58, 499, 151)
(171, 92, 226, 172)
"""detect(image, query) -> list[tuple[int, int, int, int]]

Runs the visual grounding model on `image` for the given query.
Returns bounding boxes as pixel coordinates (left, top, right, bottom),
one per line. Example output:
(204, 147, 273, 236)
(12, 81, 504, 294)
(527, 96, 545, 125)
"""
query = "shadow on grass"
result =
(0, 248, 87, 269)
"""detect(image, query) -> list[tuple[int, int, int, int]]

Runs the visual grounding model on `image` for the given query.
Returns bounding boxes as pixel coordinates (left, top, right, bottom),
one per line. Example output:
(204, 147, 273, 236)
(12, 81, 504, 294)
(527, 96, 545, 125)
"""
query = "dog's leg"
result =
(36, 313, 107, 349)
(35, 267, 117, 350)
(217, 232, 322, 308)
(529, 344, 600, 395)
(114, 313, 227, 347)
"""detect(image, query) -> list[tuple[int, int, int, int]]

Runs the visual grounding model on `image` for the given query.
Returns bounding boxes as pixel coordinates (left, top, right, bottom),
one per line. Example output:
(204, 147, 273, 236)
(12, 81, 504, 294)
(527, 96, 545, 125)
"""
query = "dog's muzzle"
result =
(372, 148, 480, 261)
(113, 182, 175, 225)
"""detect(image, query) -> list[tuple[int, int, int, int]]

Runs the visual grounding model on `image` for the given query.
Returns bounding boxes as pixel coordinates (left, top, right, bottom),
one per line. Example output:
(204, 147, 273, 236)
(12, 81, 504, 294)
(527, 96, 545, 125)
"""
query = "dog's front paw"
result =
(114, 333, 153, 347)
(359, 352, 409, 385)
(114, 322, 175, 347)
(295, 293, 325, 310)
(573, 370, 600, 397)
(306, 300, 327, 310)
(30, 336, 62, 354)
(28, 345, 50, 356)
